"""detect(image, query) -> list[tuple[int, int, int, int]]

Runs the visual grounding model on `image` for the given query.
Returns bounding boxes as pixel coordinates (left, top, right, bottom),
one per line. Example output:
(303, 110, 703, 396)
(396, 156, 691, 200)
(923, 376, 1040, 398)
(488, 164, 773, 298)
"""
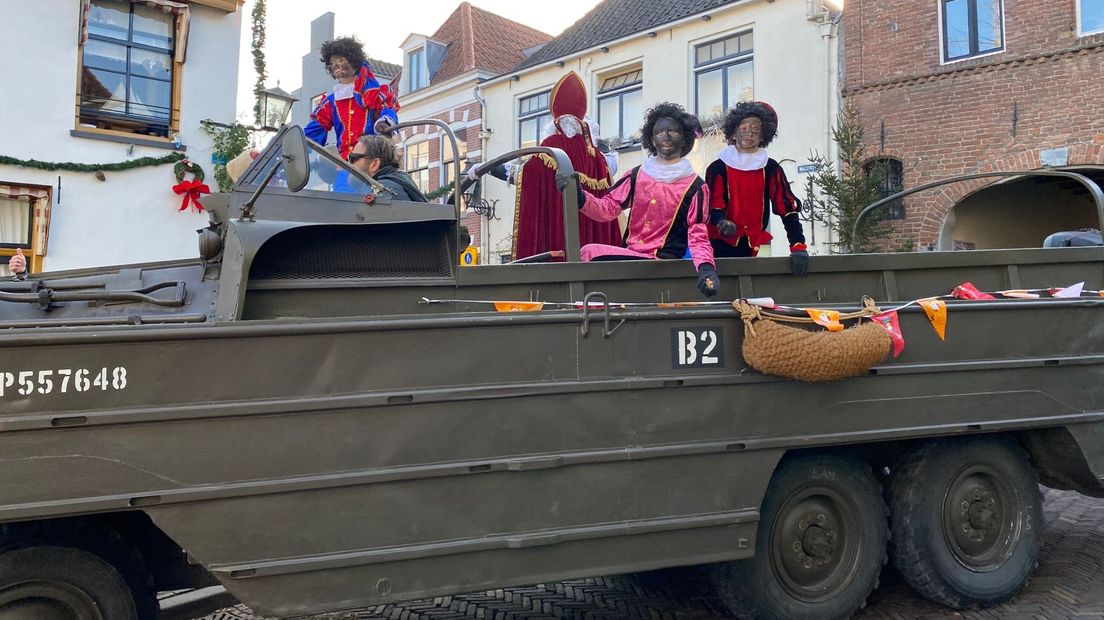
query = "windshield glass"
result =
(242, 140, 373, 195)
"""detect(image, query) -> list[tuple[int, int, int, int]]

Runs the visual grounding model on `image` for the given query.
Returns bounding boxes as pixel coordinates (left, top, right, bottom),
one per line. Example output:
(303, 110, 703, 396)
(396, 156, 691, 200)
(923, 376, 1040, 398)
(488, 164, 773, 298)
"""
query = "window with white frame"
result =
(441, 129, 468, 199)
(694, 31, 754, 122)
(406, 47, 427, 92)
(1079, 0, 1104, 35)
(79, 0, 181, 138)
(597, 68, 643, 147)
(518, 91, 551, 149)
(941, 0, 1004, 62)
(405, 140, 430, 194)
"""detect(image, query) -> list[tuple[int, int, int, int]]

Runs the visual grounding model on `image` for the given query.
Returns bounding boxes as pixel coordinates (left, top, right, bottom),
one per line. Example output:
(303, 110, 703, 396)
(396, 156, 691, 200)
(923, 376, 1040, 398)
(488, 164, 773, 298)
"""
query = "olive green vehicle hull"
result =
(2, 244, 1103, 617)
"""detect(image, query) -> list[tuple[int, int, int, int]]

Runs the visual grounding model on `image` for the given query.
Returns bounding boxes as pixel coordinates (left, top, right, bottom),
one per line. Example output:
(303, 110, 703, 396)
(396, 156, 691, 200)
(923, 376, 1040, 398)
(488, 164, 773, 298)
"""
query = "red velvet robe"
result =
(512, 132, 622, 261)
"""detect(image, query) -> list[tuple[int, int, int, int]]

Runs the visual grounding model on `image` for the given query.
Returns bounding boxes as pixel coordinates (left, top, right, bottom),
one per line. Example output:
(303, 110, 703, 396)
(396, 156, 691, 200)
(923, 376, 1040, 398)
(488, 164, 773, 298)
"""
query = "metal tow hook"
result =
(579, 291, 625, 338)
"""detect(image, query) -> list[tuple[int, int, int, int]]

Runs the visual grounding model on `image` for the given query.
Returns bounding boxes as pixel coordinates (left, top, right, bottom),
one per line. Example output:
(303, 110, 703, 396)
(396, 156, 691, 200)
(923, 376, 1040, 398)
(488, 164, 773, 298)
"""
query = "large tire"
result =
(888, 436, 1043, 609)
(0, 546, 142, 620)
(709, 452, 888, 620)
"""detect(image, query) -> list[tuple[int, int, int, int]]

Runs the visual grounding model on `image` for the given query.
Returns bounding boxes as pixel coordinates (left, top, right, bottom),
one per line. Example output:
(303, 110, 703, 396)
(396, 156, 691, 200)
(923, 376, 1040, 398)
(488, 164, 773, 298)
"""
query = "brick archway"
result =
(916, 144, 1104, 243)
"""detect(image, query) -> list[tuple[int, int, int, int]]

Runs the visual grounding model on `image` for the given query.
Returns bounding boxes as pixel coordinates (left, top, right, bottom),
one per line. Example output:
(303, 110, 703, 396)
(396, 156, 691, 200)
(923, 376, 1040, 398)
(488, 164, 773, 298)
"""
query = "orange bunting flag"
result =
(918, 298, 948, 340)
(493, 301, 545, 312)
(872, 311, 905, 358)
(806, 308, 844, 332)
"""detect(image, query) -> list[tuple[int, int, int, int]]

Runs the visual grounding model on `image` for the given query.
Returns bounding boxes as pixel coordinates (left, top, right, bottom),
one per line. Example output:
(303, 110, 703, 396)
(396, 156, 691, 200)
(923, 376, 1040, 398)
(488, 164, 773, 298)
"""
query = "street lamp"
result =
(256, 84, 298, 132)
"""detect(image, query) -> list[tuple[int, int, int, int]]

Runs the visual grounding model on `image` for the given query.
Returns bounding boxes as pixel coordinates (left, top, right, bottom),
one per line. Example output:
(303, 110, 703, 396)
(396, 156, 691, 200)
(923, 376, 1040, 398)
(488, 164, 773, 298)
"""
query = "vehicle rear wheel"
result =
(0, 546, 141, 620)
(889, 436, 1042, 608)
(709, 452, 888, 620)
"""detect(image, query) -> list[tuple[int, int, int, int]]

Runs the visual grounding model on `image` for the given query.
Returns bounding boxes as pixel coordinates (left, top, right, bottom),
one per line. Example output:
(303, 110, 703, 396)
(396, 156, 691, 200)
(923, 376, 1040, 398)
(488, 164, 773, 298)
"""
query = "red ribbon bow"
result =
(172, 178, 210, 212)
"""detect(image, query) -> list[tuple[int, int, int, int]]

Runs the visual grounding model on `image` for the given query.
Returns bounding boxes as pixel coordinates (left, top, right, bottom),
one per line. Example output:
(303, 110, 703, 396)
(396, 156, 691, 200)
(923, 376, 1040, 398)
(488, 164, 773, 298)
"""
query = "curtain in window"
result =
(80, 0, 190, 63)
(0, 186, 49, 254)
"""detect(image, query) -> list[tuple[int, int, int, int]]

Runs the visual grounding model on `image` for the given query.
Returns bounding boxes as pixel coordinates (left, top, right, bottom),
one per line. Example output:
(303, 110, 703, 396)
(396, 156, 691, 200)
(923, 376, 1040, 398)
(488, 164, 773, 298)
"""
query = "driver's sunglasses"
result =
(348, 153, 372, 164)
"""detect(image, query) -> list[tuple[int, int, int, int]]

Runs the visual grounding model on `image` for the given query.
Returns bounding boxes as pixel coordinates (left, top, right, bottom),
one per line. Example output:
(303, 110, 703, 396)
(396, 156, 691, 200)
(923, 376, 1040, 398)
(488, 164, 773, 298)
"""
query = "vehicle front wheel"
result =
(0, 546, 142, 620)
(709, 452, 888, 620)
(888, 436, 1043, 609)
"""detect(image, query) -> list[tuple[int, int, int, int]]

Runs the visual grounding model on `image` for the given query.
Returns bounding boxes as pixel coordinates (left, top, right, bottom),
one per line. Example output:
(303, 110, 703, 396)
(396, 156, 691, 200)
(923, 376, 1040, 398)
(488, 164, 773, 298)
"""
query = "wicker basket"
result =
(742, 318, 891, 382)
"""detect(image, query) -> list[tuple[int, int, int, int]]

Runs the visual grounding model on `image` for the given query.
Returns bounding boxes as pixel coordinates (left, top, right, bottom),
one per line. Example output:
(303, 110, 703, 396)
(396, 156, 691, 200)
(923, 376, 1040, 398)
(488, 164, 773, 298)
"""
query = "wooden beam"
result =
(186, 0, 243, 13)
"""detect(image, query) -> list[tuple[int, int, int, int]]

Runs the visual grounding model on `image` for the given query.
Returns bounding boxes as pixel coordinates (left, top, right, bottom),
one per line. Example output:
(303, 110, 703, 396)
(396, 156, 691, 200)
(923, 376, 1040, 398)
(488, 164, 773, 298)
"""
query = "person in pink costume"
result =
(574, 102, 719, 298)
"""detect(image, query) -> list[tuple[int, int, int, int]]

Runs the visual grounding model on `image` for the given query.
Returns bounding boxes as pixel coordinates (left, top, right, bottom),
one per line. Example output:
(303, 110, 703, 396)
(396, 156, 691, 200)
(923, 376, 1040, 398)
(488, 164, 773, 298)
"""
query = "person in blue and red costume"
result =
(512, 72, 621, 261)
(305, 37, 399, 159)
(573, 102, 719, 298)
(705, 101, 810, 276)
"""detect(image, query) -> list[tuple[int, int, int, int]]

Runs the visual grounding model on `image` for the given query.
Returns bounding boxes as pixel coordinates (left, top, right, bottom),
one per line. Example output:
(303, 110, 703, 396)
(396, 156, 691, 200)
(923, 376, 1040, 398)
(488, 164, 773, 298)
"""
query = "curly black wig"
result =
(724, 101, 778, 148)
(319, 37, 367, 78)
(641, 102, 701, 157)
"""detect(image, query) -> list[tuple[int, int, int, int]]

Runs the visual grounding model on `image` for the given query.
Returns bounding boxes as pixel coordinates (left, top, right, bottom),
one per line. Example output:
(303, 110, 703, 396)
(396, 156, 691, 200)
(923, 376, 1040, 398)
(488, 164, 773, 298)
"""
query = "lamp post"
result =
(255, 84, 298, 132)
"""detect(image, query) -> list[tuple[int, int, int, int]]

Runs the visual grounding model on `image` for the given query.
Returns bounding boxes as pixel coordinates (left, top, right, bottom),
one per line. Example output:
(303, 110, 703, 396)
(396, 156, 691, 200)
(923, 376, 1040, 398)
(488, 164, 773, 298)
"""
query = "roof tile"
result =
(430, 2, 552, 84)
(515, 0, 739, 71)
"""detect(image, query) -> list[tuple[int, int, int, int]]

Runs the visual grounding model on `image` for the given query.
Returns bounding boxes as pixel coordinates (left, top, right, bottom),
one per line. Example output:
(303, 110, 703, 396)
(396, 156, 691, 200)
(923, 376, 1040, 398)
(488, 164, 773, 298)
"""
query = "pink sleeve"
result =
(580, 172, 633, 223)
(686, 183, 715, 271)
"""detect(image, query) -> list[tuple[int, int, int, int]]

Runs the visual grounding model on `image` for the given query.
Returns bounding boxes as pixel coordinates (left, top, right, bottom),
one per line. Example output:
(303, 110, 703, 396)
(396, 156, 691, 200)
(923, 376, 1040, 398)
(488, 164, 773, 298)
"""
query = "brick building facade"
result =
(844, 0, 1104, 250)
(397, 3, 551, 261)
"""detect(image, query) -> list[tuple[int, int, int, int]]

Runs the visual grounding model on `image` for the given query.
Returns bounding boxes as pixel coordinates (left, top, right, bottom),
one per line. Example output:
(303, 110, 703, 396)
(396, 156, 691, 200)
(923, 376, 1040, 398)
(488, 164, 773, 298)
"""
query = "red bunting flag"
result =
(952, 282, 996, 300)
(805, 308, 844, 332)
(872, 311, 905, 357)
(918, 298, 947, 340)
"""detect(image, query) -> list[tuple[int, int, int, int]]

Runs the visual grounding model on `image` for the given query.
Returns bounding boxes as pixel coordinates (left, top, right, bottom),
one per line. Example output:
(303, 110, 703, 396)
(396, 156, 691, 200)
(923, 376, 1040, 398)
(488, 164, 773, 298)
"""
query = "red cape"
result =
(513, 132, 622, 260)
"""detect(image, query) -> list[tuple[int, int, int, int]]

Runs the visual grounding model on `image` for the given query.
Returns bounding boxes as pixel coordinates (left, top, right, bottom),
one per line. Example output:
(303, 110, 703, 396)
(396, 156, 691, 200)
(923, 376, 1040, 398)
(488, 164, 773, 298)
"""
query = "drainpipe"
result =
(473, 82, 489, 262)
(818, 10, 842, 252)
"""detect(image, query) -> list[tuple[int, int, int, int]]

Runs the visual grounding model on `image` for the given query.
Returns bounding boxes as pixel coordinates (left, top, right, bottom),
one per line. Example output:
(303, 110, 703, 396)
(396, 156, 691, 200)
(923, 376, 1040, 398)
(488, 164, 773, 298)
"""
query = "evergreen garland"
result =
(251, 0, 268, 126)
(0, 152, 185, 173)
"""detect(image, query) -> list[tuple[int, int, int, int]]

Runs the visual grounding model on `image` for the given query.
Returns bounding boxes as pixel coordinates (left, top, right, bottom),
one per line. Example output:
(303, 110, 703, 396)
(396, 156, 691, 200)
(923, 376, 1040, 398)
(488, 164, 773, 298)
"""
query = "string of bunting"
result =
(0, 152, 186, 173)
(421, 279, 1103, 361)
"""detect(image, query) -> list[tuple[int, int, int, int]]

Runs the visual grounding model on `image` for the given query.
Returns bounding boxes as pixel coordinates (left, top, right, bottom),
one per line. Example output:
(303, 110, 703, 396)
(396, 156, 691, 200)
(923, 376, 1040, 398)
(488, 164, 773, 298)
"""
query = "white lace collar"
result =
(641, 156, 696, 183)
(332, 82, 356, 101)
(717, 145, 769, 171)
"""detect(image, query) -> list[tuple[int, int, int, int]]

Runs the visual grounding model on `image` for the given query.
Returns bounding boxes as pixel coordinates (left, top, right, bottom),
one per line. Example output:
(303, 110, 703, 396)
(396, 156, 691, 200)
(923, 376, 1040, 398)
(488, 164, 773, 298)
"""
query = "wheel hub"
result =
(772, 493, 860, 603)
(943, 468, 1019, 570)
(0, 582, 104, 620)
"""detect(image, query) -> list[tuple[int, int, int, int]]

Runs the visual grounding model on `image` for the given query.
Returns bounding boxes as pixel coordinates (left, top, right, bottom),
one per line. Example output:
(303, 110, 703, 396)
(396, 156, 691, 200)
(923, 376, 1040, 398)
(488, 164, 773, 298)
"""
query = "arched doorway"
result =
(938, 167, 1104, 250)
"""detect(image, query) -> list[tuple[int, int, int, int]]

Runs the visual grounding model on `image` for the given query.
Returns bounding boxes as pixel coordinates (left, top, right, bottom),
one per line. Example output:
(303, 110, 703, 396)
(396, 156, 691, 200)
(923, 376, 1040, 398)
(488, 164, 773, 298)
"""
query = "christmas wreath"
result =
(172, 160, 210, 212)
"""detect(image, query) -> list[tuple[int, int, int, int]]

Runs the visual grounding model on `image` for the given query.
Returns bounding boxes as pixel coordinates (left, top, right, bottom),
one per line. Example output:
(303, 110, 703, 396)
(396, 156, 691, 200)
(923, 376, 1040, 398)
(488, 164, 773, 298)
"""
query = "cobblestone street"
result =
(199, 488, 1104, 620)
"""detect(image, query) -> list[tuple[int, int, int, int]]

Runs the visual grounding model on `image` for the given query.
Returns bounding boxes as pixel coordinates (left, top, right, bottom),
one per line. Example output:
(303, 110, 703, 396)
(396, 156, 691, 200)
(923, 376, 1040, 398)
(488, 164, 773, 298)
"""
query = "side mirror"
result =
(240, 125, 311, 221)
(282, 125, 310, 192)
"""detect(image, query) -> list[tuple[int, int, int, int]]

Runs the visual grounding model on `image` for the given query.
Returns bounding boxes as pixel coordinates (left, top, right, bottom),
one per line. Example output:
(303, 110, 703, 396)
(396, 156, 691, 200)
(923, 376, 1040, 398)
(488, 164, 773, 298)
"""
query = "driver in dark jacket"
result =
(349, 135, 428, 202)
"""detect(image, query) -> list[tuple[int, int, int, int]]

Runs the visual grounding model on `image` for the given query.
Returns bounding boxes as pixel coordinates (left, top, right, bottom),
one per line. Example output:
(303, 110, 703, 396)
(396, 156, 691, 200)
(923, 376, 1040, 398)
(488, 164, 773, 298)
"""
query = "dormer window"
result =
(406, 47, 427, 92)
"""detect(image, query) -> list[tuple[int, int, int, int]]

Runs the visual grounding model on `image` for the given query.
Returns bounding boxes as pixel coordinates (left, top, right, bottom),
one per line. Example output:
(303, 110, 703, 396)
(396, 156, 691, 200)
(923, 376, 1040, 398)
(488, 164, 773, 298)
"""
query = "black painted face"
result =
(732, 116, 763, 152)
(652, 117, 684, 161)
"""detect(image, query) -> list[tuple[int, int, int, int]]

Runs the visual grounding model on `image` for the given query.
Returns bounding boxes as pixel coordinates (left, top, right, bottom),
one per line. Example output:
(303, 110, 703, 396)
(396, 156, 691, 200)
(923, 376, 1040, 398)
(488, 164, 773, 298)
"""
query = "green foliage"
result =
(251, 0, 268, 126)
(424, 181, 455, 201)
(201, 120, 251, 192)
(803, 102, 891, 253)
(0, 152, 184, 172)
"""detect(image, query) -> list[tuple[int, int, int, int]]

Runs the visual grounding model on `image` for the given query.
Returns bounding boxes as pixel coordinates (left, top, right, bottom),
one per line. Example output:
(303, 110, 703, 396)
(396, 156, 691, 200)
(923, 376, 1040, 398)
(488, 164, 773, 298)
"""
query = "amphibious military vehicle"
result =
(1, 124, 1102, 620)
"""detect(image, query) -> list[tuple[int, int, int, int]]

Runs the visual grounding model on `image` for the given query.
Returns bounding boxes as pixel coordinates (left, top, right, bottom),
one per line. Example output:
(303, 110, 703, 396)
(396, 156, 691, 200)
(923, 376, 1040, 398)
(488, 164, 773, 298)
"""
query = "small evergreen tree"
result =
(803, 102, 892, 253)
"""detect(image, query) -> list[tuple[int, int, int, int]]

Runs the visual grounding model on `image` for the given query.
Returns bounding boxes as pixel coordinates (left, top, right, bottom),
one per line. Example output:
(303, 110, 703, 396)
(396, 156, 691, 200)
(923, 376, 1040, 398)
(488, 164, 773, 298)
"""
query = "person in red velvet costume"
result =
(512, 72, 622, 261)
(705, 101, 809, 276)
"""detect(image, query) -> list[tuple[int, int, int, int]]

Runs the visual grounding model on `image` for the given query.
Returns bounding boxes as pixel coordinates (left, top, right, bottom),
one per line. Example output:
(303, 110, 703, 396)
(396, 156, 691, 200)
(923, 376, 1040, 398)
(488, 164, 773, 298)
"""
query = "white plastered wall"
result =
(0, 1, 243, 272)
